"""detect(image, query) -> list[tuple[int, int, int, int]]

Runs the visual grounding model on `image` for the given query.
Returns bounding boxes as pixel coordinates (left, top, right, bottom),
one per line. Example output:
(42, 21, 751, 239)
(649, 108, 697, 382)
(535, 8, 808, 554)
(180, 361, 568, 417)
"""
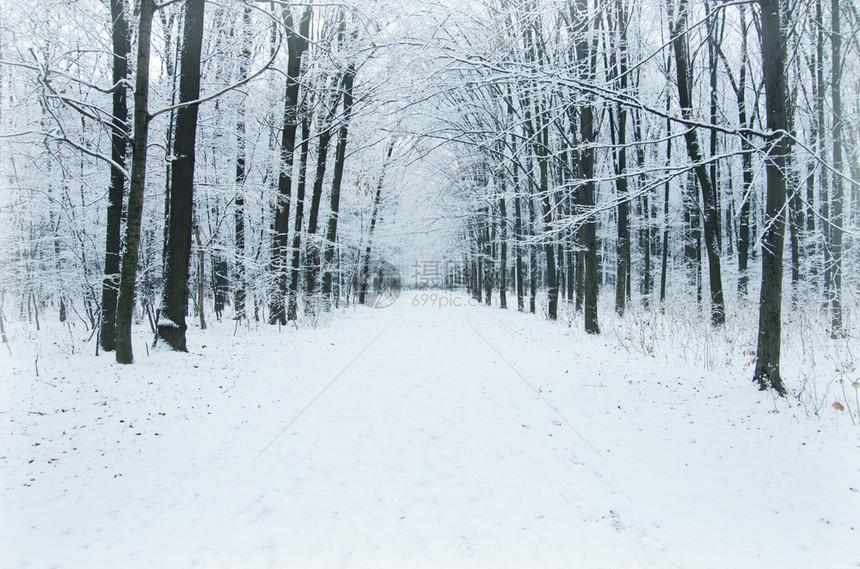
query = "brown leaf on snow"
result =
(832, 401, 845, 412)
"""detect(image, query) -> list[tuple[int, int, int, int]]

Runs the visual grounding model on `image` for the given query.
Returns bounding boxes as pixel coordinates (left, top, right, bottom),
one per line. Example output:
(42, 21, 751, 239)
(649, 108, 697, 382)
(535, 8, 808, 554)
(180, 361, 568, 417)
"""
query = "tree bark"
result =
(322, 60, 356, 304)
(737, 4, 753, 297)
(100, 0, 130, 352)
(753, 0, 790, 395)
(287, 115, 311, 320)
(359, 139, 394, 305)
(669, 0, 726, 326)
(660, 109, 671, 306)
(269, 6, 311, 324)
(506, 88, 525, 312)
(156, 0, 205, 352)
(233, 3, 251, 322)
(573, 0, 599, 333)
(304, 124, 336, 315)
(829, 0, 844, 336)
(115, 0, 155, 364)
(610, 0, 630, 317)
(499, 193, 508, 309)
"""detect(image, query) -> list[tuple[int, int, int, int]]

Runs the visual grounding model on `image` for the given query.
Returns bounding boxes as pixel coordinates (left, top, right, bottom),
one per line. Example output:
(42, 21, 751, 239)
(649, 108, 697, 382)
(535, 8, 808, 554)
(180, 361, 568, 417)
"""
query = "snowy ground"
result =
(1, 292, 858, 568)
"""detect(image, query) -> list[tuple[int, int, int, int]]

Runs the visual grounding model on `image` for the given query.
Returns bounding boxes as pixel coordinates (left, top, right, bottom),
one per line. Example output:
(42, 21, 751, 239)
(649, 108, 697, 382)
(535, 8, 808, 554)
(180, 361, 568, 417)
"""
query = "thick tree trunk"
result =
(156, 0, 205, 352)
(573, 0, 599, 333)
(269, 7, 311, 324)
(160, 8, 177, 280)
(115, 0, 155, 364)
(100, 0, 130, 352)
(753, 0, 790, 395)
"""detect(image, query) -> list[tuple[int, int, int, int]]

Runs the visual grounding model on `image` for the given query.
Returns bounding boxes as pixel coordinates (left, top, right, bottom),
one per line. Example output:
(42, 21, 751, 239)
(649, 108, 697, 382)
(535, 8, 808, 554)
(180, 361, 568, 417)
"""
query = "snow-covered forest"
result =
(1, 0, 859, 566)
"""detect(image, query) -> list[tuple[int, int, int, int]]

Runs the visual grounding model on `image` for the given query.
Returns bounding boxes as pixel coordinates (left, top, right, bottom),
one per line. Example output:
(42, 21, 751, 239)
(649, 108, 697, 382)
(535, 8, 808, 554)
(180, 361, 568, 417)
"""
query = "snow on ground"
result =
(1, 292, 858, 568)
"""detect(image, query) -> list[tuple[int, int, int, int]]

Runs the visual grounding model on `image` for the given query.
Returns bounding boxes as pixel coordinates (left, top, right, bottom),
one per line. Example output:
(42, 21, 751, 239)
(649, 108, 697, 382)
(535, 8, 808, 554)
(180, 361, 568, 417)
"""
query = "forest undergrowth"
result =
(577, 291, 860, 424)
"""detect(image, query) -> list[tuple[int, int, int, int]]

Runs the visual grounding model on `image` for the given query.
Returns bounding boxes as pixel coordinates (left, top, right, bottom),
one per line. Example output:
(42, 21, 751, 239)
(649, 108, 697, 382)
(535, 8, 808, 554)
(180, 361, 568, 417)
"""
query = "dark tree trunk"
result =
(160, 8, 178, 281)
(499, 194, 508, 309)
(788, 140, 803, 293)
(484, 208, 493, 306)
(610, 0, 630, 317)
(669, 0, 726, 326)
(706, 1, 723, 253)
(100, 0, 130, 352)
(156, 0, 205, 352)
(287, 115, 311, 320)
(573, 0, 599, 333)
(506, 89, 525, 312)
(538, 146, 557, 318)
(805, 50, 818, 247)
(514, 192, 525, 311)
(660, 112, 671, 306)
(115, 0, 155, 364)
(753, 0, 790, 395)
(269, 7, 311, 325)
(634, 108, 652, 307)
(359, 139, 394, 305)
(322, 61, 356, 304)
(233, 4, 251, 322)
(817, 0, 833, 316)
(213, 257, 229, 320)
(192, 210, 206, 331)
(829, 0, 844, 336)
(304, 124, 336, 315)
(737, 4, 753, 297)
(528, 197, 537, 314)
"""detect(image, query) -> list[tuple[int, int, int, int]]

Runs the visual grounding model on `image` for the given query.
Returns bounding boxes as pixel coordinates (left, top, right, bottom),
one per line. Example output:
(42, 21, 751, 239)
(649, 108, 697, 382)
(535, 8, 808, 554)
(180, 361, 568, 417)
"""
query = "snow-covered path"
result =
(2, 294, 858, 568)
